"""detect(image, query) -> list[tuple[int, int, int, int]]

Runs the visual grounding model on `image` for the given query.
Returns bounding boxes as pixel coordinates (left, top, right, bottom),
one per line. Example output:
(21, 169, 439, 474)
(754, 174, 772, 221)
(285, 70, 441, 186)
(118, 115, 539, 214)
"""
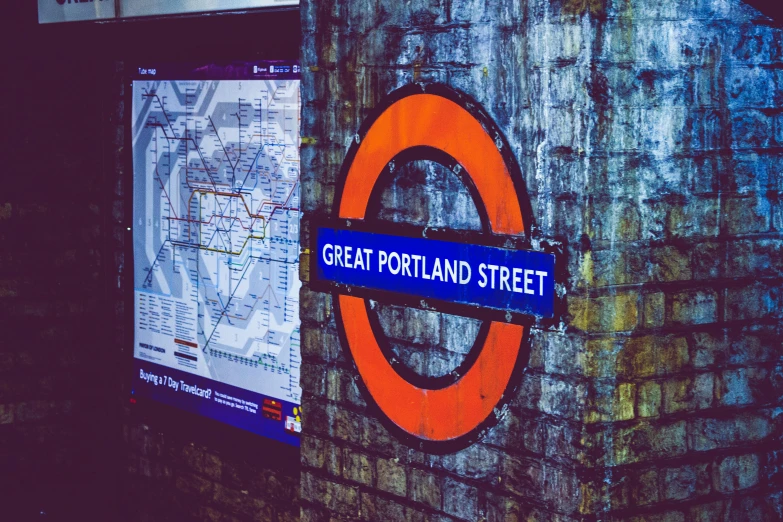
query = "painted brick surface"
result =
(300, 0, 783, 520)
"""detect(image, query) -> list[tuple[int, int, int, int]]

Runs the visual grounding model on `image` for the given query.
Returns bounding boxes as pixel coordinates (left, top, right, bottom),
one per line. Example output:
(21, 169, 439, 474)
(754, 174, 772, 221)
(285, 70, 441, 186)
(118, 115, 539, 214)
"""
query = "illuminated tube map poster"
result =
(131, 62, 302, 446)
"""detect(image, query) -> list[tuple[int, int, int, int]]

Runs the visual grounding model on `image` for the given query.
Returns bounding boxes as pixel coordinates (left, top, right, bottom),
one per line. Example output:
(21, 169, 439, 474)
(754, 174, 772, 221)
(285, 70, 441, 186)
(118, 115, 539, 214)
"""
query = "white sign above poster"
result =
(38, 0, 116, 24)
(120, 0, 298, 19)
(38, 0, 298, 24)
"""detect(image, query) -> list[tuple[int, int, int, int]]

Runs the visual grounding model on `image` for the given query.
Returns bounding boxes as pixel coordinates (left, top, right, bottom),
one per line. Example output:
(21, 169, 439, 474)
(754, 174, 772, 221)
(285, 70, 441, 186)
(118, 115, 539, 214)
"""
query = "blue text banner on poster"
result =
(316, 228, 555, 318)
(132, 360, 301, 447)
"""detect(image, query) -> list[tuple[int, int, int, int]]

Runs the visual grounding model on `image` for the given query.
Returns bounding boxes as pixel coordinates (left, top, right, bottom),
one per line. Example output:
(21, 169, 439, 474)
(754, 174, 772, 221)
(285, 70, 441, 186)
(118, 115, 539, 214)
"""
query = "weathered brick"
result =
(539, 463, 583, 514)
(732, 109, 775, 149)
(331, 405, 362, 445)
(300, 251, 311, 283)
(485, 492, 526, 522)
(302, 436, 342, 476)
(256, 472, 298, 505)
(587, 382, 635, 423)
(633, 469, 659, 506)
(726, 494, 782, 521)
(690, 331, 728, 368)
(689, 414, 773, 452)
(500, 456, 541, 499)
(176, 473, 213, 496)
(202, 453, 222, 481)
(343, 450, 373, 486)
(326, 367, 365, 407)
(662, 463, 710, 501)
(410, 468, 441, 510)
(665, 198, 719, 239)
(618, 335, 689, 378)
(713, 454, 760, 493)
(569, 293, 639, 333)
(717, 367, 768, 407)
(602, 474, 631, 512)
(438, 444, 502, 483)
(643, 292, 665, 328)
(360, 492, 407, 522)
(376, 457, 406, 497)
(607, 421, 687, 466)
(725, 196, 771, 235)
(725, 283, 778, 321)
(616, 383, 637, 421)
(592, 248, 651, 286)
(301, 327, 343, 362)
(442, 477, 478, 519)
(300, 506, 327, 522)
(773, 199, 783, 233)
(300, 287, 332, 325)
(670, 290, 718, 325)
(604, 65, 689, 107)
(391, 341, 464, 380)
(606, 106, 688, 154)
(440, 313, 481, 355)
(302, 179, 335, 213)
(483, 413, 545, 456)
(627, 511, 686, 522)
(586, 200, 642, 242)
(727, 329, 777, 366)
(0, 403, 14, 424)
(377, 304, 442, 346)
(586, 338, 621, 378)
(190, 506, 223, 522)
(531, 330, 587, 376)
(302, 361, 328, 398)
(539, 376, 584, 420)
(544, 422, 585, 463)
(213, 482, 272, 520)
(360, 415, 397, 455)
(278, 509, 299, 522)
(638, 381, 662, 418)
(692, 241, 723, 280)
(662, 373, 714, 414)
(652, 245, 692, 282)
(302, 472, 359, 517)
(726, 239, 783, 279)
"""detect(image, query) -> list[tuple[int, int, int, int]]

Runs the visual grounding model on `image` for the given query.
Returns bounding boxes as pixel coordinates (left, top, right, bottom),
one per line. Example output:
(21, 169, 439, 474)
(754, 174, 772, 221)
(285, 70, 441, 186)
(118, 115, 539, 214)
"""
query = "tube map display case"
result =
(130, 61, 302, 446)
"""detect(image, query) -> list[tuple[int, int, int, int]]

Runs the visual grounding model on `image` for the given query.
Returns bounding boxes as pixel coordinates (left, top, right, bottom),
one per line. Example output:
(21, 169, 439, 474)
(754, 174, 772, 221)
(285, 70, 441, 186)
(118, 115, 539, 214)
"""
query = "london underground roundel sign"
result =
(314, 84, 556, 452)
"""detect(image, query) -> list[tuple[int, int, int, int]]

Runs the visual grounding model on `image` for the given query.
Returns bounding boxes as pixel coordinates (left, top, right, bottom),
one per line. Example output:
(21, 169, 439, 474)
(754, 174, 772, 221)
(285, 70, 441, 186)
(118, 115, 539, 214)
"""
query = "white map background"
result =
(132, 78, 301, 405)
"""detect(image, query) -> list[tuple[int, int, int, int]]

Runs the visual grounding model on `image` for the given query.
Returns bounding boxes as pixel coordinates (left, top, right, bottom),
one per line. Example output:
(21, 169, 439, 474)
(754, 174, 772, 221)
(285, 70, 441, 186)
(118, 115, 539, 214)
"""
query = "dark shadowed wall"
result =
(0, 5, 117, 520)
(0, 5, 302, 521)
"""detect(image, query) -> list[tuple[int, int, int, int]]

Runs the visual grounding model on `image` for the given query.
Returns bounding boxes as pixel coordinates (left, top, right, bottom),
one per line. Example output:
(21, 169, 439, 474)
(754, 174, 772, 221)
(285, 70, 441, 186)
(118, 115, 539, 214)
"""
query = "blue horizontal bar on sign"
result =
(316, 228, 555, 319)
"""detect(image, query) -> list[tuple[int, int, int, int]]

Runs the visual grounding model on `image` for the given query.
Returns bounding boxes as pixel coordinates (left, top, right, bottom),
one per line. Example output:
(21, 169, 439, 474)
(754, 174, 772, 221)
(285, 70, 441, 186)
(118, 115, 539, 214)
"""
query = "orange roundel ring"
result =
(333, 85, 528, 449)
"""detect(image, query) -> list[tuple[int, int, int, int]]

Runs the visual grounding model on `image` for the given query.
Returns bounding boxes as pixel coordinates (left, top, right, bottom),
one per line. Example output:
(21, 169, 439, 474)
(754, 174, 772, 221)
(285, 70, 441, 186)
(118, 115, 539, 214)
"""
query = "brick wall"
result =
(299, 0, 783, 521)
(119, 418, 300, 522)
